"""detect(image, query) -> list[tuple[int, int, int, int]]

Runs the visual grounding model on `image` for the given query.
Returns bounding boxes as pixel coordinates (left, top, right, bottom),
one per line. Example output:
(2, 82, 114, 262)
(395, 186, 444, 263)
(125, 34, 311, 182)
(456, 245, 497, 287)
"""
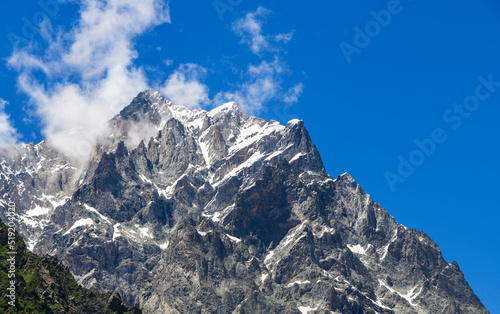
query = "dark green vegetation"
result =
(0, 219, 140, 313)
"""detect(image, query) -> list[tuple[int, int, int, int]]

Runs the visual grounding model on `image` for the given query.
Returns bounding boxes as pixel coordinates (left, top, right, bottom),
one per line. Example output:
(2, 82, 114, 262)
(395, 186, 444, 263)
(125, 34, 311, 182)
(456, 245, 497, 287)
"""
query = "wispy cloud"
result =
(232, 6, 272, 55)
(161, 63, 209, 109)
(8, 0, 171, 162)
(283, 83, 303, 105)
(214, 58, 286, 114)
(163, 59, 174, 67)
(274, 32, 294, 44)
(0, 99, 18, 147)
(215, 6, 303, 116)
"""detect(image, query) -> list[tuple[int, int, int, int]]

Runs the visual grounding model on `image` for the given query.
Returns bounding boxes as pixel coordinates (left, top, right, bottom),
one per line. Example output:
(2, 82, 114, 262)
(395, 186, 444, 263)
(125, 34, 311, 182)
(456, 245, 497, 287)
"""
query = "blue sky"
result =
(0, 0, 499, 311)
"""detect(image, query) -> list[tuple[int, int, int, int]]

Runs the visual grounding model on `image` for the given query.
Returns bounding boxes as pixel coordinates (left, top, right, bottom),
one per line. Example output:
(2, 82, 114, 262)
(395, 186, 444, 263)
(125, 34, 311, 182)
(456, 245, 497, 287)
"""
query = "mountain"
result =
(0, 90, 489, 313)
(0, 218, 140, 313)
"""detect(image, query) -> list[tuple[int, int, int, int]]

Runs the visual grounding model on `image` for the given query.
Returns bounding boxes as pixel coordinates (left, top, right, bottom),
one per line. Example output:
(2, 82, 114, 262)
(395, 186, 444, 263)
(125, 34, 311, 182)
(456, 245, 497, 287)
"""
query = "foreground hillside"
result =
(0, 219, 140, 313)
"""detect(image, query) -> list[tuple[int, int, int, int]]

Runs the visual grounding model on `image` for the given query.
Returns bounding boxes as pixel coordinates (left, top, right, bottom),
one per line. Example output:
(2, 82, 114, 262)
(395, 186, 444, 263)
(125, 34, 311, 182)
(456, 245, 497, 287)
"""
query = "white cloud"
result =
(232, 6, 271, 55)
(214, 58, 285, 114)
(274, 32, 294, 44)
(217, 7, 303, 115)
(161, 63, 209, 109)
(0, 99, 18, 147)
(8, 0, 171, 163)
(163, 59, 174, 66)
(6, 3, 303, 160)
(284, 83, 303, 105)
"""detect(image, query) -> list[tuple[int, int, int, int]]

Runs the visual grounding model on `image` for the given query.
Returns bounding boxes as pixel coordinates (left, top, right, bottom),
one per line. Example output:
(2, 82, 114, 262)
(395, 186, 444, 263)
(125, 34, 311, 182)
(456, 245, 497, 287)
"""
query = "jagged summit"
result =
(0, 91, 489, 313)
(118, 90, 242, 125)
(115, 90, 172, 129)
(119, 89, 167, 120)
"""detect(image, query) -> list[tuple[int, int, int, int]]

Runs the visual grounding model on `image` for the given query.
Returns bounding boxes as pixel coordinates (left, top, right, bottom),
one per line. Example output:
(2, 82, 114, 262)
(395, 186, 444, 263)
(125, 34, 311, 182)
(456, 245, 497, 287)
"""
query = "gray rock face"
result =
(0, 140, 77, 251)
(0, 90, 489, 313)
(137, 169, 487, 314)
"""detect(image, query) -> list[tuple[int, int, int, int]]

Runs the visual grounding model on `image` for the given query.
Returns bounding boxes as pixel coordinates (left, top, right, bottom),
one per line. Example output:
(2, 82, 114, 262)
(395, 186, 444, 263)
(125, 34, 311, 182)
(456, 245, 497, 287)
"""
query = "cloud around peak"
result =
(7, 0, 171, 163)
(4, 3, 302, 163)
(161, 63, 209, 109)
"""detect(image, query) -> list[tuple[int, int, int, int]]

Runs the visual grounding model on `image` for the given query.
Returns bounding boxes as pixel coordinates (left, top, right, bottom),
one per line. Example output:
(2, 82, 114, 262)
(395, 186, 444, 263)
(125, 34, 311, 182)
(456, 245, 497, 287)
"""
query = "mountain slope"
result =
(137, 167, 486, 314)
(0, 218, 140, 313)
(0, 90, 489, 313)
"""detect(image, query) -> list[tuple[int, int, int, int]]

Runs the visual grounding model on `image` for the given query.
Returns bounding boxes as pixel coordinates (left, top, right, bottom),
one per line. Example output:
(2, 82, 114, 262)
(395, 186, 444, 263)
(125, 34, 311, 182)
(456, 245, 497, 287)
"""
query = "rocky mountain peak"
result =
(0, 90, 490, 313)
(119, 90, 169, 121)
(286, 118, 303, 127)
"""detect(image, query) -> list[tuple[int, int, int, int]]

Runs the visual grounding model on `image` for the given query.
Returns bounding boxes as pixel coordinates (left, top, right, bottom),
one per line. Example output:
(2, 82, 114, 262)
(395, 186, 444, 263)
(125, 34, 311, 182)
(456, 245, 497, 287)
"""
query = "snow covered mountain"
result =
(0, 90, 489, 313)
